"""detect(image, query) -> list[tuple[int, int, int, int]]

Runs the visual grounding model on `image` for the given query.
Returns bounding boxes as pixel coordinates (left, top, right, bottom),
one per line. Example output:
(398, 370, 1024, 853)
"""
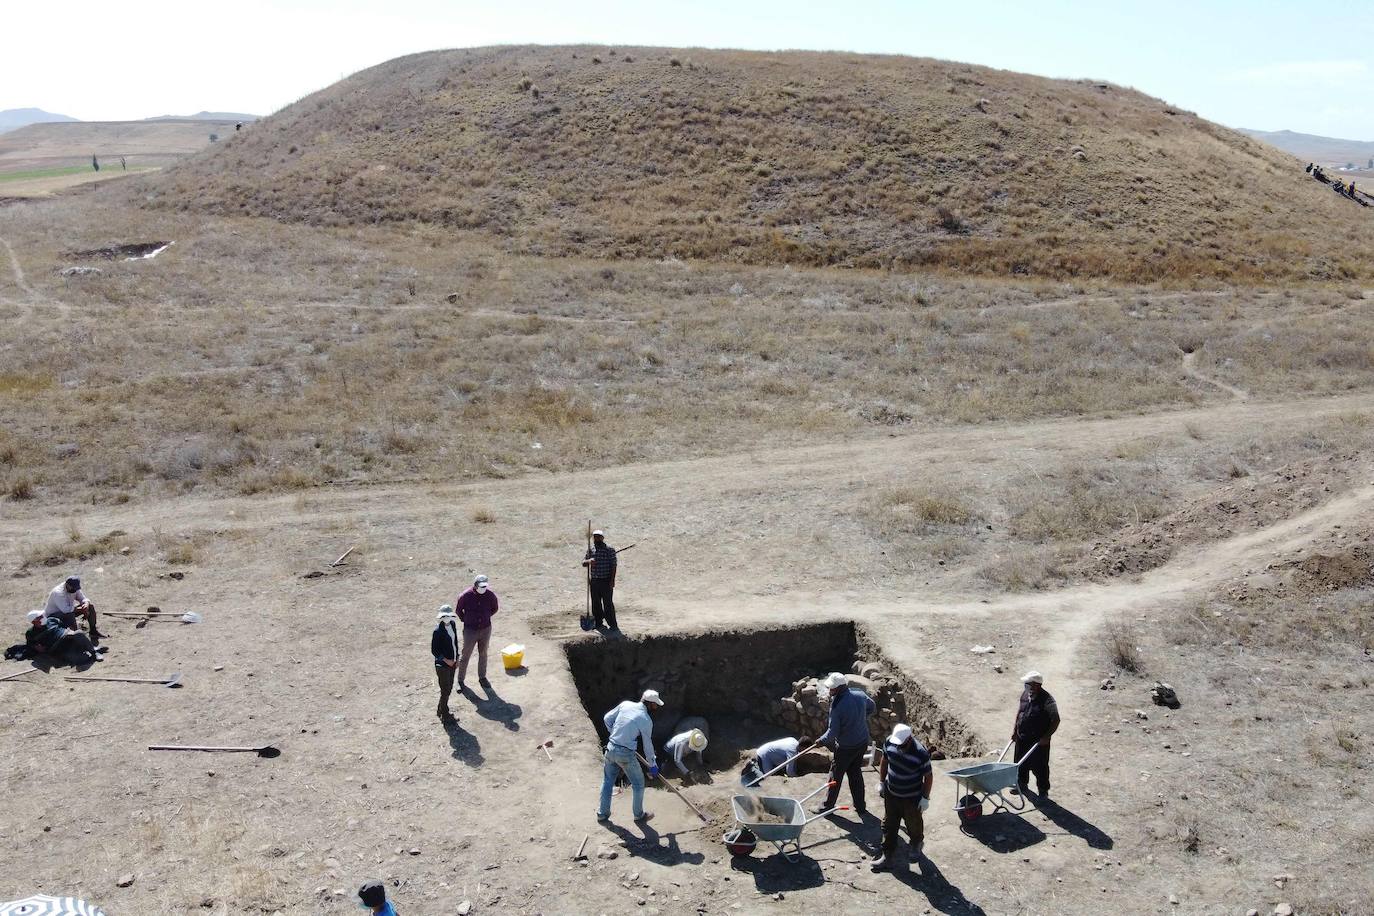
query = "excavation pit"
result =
(563, 621, 979, 777)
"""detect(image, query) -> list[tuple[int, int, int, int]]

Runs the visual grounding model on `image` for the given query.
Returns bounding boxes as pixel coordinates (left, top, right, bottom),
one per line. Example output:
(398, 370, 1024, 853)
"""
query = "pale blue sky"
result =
(4, 0, 1371, 138)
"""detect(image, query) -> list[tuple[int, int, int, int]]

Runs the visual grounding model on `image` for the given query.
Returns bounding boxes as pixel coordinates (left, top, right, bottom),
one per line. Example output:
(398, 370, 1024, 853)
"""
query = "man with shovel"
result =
(1011, 671, 1060, 799)
(815, 672, 876, 816)
(597, 689, 664, 824)
(582, 530, 618, 632)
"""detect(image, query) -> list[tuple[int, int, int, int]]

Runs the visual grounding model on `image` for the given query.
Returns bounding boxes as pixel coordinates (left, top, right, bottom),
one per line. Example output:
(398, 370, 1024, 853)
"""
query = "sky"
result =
(3, 0, 1372, 138)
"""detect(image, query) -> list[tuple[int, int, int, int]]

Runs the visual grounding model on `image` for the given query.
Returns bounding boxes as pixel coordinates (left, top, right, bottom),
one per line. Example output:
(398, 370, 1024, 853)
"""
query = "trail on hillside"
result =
(1181, 349, 1250, 400)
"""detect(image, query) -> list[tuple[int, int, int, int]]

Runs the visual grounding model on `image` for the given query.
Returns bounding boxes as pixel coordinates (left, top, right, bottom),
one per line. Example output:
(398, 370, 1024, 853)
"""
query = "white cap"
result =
(592, 530, 604, 537)
(821, 672, 848, 691)
(641, 689, 663, 707)
(27, 610, 43, 622)
(688, 729, 707, 751)
(889, 723, 913, 745)
(1021, 671, 1044, 684)
(436, 605, 456, 620)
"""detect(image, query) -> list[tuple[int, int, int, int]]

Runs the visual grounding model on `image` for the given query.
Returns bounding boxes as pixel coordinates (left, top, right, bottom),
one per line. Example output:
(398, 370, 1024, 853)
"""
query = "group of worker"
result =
(597, 669, 1060, 871)
(1306, 162, 1370, 206)
(8, 576, 107, 667)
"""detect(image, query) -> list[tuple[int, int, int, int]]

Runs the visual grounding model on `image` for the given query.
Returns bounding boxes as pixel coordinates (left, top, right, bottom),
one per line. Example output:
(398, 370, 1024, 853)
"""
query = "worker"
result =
(1305, 162, 1313, 174)
(1011, 671, 1060, 799)
(25, 610, 101, 665)
(357, 880, 397, 915)
(664, 727, 708, 776)
(741, 734, 829, 786)
(815, 672, 876, 815)
(430, 606, 459, 720)
(582, 529, 618, 632)
(44, 576, 104, 645)
(597, 689, 663, 824)
(454, 574, 497, 690)
(871, 723, 933, 872)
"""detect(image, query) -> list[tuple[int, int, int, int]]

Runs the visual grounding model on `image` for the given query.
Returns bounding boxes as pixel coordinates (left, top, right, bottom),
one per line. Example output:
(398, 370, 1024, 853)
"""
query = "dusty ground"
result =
(1, 187, 1371, 914)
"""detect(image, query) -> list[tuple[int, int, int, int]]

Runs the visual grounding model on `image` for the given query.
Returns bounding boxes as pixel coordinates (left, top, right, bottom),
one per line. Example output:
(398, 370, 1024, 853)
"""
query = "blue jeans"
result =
(598, 746, 645, 819)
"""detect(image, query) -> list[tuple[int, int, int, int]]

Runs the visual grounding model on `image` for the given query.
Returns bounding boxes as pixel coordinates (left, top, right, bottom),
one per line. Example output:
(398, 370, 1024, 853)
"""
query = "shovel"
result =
(0, 668, 37, 683)
(636, 751, 709, 822)
(65, 671, 183, 688)
(107, 611, 202, 624)
(535, 739, 554, 761)
(149, 743, 281, 758)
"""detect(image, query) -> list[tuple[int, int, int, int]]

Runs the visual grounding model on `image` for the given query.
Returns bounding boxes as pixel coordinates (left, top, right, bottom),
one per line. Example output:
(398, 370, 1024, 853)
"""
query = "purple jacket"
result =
(454, 587, 498, 630)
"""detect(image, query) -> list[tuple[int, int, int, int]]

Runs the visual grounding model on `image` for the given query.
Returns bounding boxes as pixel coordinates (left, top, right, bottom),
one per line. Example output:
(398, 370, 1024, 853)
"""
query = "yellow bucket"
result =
(501, 644, 525, 670)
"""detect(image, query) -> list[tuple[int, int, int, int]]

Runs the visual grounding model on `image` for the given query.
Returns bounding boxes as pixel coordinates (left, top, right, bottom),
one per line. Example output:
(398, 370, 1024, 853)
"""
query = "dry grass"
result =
(21, 527, 133, 568)
(1103, 618, 1144, 673)
(1005, 461, 1171, 543)
(139, 45, 1374, 284)
(472, 507, 497, 524)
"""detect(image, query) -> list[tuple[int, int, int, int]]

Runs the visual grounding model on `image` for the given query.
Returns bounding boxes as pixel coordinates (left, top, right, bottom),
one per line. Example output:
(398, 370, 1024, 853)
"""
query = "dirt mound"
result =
(140, 45, 1374, 283)
(1076, 454, 1369, 579)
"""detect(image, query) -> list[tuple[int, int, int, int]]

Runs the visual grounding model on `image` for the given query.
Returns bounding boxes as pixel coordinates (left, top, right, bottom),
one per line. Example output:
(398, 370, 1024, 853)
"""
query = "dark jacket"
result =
(1014, 686, 1061, 744)
(431, 620, 459, 668)
(454, 587, 498, 630)
(26, 618, 64, 653)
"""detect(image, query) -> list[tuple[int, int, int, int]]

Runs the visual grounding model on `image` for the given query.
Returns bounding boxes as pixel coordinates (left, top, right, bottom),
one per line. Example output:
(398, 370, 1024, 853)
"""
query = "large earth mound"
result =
(144, 45, 1374, 282)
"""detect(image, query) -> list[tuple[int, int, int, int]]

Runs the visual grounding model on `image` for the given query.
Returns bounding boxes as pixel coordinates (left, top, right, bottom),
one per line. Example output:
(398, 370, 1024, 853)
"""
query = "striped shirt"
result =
(882, 738, 932, 798)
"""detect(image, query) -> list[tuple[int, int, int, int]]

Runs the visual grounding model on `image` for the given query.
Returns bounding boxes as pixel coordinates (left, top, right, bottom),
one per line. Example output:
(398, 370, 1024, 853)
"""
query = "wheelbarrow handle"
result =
(995, 740, 1013, 763)
(802, 804, 848, 825)
(1014, 742, 1041, 766)
(799, 779, 837, 805)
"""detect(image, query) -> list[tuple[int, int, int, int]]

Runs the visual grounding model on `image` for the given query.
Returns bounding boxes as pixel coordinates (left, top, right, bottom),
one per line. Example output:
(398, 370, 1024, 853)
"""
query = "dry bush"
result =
(6, 475, 34, 500)
(472, 507, 496, 524)
(22, 529, 133, 568)
(1005, 461, 1170, 543)
(979, 547, 1068, 591)
(1103, 618, 1143, 672)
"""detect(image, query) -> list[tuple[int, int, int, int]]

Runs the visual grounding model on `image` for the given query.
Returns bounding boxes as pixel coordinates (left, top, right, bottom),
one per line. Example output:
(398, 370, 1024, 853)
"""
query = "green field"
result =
(0, 164, 152, 182)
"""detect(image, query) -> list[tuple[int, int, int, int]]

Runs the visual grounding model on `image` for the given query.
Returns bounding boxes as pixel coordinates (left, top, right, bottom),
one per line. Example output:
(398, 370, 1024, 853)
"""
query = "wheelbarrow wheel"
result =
(957, 794, 983, 825)
(724, 827, 757, 857)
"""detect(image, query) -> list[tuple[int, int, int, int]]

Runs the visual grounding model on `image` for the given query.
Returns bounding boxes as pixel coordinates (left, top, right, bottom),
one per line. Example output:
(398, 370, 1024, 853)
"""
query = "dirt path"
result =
(1181, 349, 1250, 401)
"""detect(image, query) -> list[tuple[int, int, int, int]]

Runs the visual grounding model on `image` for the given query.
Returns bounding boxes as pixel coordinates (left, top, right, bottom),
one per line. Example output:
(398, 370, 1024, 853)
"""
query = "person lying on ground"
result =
(740, 734, 830, 785)
(26, 611, 101, 665)
(664, 727, 708, 775)
(44, 576, 104, 645)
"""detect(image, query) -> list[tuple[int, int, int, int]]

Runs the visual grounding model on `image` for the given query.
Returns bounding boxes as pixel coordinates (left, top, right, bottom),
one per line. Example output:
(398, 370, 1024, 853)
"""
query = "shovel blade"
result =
(257, 745, 282, 758)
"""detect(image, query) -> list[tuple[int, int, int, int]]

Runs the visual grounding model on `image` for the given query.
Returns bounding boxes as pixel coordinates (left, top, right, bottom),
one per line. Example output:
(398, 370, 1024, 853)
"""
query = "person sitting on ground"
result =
(357, 880, 397, 915)
(741, 734, 830, 786)
(44, 575, 104, 645)
(26, 610, 101, 665)
(597, 689, 664, 824)
(871, 723, 933, 872)
(664, 727, 708, 776)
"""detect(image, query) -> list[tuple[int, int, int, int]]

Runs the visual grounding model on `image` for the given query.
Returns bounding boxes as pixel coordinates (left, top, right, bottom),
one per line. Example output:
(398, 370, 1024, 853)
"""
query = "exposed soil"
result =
(68, 240, 171, 260)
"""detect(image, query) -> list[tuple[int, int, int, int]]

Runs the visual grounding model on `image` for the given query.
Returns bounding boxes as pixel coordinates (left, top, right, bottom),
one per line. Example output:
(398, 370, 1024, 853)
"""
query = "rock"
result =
(60, 266, 103, 278)
(1246, 910, 1258, 916)
(457, 901, 472, 915)
(54, 442, 80, 459)
(1100, 677, 1116, 691)
(1168, 893, 1178, 905)
(408, 847, 421, 856)
(596, 847, 618, 860)
(1135, 710, 1149, 720)
(116, 874, 135, 888)
(446, 293, 460, 304)
(1273, 905, 1293, 916)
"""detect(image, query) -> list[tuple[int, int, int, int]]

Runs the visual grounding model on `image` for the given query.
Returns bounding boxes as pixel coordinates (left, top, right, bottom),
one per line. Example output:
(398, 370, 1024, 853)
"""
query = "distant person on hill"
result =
(1011, 671, 1060, 799)
(357, 880, 397, 915)
(1305, 162, 1313, 174)
(91, 155, 99, 172)
(44, 576, 104, 645)
(454, 574, 497, 690)
(430, 605, 459, 720)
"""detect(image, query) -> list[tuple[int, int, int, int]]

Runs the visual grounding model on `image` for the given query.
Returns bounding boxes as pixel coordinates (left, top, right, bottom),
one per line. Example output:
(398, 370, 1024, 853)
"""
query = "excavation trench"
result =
(563, 621, 980, 777)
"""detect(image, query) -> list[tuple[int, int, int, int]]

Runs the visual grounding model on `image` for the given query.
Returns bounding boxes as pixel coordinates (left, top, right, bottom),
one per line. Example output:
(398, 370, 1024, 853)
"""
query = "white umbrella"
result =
(0, 896, 108, 916)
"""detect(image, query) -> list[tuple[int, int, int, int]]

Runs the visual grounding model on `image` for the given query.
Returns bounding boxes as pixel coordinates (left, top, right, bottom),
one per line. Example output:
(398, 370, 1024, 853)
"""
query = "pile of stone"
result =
(774, 659, 908, 744)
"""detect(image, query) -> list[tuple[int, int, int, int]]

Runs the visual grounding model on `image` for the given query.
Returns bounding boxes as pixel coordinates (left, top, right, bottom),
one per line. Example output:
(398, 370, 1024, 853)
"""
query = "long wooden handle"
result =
(148, 744, 261, 753)
(0, 668, 37, 682)
(744, 741, 818, 787)
(636, 752, 709, 822)
(66, 675, 168, 684)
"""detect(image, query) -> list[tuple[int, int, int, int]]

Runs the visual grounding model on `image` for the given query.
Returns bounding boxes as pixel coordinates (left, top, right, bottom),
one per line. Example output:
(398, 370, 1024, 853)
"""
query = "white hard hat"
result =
(1021, 671, 1044, 685)
(641, 689, 663, 707)
(889, 723, 913, 745)
(688, 729, 707, 751)
(27, 610, 43, 622)
(593, 529, 605, 537)
(821, 672, 848, 691)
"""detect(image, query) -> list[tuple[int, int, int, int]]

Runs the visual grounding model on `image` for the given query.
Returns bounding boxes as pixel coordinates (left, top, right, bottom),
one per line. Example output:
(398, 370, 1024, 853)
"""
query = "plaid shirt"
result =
(585, 542, 617, 579)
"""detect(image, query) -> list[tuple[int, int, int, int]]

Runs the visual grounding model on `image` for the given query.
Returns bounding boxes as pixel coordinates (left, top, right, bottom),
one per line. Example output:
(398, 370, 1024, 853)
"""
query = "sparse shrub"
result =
(1104, 618, 1143, 673)
(518, 77, 533, 92)
(6, 475, 34, 500)
(1182, 818, 1201, 854)
(472, 507, 496, 524)
(669, 57, 682, 67)
(935, 206, 967, 234)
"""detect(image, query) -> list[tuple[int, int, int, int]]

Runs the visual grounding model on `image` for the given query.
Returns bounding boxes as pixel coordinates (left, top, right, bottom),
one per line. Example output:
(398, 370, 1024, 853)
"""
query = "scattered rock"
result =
(1151, 682, 1180, 709)
(60, 266, 103, 278)
(1246, 910, 1258, 916)
(1273, 905, 1293, 916)
(1168, 894, 1178, 905)
(408, 847, 421, 856)
(596, 846, 618, 860)
(446, 293, 460, 305)
(457, 901, 472, 915)
(116, 874, 135, 888)
(302, 570, 325, 579)
(1100, 676, 1116, 691)
(1135, 710, 1149, 720)
(53, 442, 80, 459)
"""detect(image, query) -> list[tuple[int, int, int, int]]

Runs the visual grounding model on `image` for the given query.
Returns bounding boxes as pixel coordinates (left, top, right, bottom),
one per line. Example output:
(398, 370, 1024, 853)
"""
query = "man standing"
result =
(1012, 671, 1060, 799)
(44, 576, 104, 645)
(454, 575, 497, 690)
(871, 723, 933, 871)
(816, 672, 876, 815)
(582, 530, 618, 632)
(597, 689, 663, 824)
(430, 606, 460, 720)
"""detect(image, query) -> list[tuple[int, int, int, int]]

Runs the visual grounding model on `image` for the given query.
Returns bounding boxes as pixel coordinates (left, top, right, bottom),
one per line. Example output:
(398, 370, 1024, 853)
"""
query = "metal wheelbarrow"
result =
(728, 780, 842, 862)
(945, 741, 1039, 826)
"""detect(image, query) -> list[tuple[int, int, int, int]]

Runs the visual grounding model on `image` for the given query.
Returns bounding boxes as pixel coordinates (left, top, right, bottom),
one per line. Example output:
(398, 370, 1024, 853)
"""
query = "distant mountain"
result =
(0, 107, 79, 134)
(146, 111, 259, 122)
(1241, 128, 1374, 168)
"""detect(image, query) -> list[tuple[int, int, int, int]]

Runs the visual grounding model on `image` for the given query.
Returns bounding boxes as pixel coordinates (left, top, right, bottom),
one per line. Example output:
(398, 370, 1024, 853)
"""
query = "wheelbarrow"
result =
(727, 780, 843, 862)
(945, 741, 1039, 826)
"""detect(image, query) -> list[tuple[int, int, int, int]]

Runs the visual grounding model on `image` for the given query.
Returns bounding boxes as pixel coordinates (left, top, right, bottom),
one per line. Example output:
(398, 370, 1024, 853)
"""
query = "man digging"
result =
(1011, 670, 1060, 799)
(815, 672, 876, 816)
(597, 689, 664, 824)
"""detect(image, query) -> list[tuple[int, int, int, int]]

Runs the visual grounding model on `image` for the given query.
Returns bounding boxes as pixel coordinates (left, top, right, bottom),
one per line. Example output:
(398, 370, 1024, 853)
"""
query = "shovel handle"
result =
(0, 668, 37, 683)
(636, 751, 709, 822)
(744, 742, 819, 787)
(149, 745, 261, 753)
